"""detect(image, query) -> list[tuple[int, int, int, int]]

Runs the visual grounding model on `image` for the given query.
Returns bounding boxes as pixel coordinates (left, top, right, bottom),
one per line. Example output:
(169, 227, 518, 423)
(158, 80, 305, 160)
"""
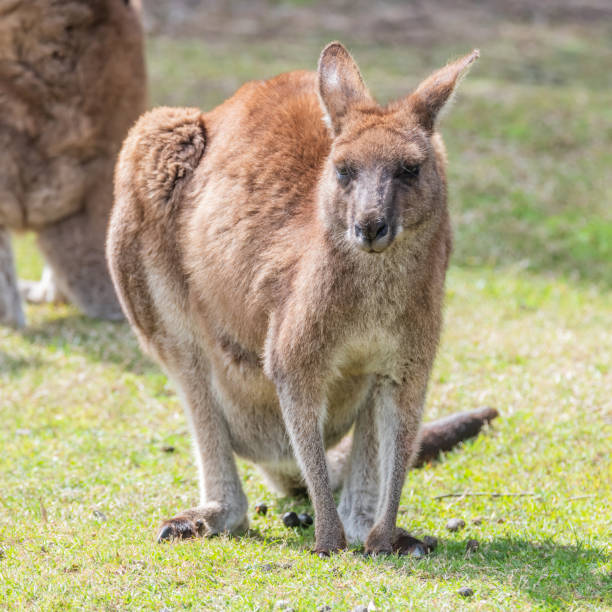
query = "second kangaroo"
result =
(108, 43, 479, 556)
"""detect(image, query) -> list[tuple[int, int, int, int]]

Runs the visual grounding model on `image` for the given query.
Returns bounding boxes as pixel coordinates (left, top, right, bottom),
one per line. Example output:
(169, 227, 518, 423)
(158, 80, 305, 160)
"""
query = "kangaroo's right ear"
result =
(406, 49, 479, 132)
(318, 42, 373, 136)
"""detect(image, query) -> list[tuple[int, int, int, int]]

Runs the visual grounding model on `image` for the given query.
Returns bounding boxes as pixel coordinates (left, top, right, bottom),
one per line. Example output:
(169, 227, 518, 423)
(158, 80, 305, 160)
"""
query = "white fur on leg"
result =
(336, 404, 380, 545)
(19, 264, 66, 304)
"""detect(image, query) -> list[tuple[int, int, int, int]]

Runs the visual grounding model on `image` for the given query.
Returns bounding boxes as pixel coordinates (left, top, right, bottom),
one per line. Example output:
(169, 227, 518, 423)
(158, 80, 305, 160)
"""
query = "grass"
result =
(1, 12, 611, 612)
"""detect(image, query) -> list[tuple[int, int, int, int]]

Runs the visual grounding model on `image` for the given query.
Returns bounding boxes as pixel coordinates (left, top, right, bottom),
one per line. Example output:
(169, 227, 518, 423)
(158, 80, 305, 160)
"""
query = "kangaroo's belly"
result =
(210, 351, 373, 463)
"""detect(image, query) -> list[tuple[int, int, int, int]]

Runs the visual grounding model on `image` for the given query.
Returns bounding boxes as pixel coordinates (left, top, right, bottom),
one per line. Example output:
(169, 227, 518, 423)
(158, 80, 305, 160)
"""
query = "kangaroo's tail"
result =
(412, 406, 499, 467)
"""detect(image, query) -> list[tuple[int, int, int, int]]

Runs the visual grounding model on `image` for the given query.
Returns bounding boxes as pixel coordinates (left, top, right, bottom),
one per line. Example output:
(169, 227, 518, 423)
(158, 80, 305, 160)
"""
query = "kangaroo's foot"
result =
(364, 527, 432, 558)
(311, 515, 347, 557)
(391, 528, 433, 557)
(157, 502, 249, 542)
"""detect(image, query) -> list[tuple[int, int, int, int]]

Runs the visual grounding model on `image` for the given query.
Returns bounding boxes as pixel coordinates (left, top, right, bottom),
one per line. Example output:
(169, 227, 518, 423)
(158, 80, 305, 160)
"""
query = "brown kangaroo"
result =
(0, 0, 146, 327)
(107, 43, 480, 556)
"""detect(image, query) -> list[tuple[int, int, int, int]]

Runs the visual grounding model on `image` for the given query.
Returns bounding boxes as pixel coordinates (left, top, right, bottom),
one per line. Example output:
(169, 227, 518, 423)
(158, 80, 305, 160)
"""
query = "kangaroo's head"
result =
(317, 43, 478, 254)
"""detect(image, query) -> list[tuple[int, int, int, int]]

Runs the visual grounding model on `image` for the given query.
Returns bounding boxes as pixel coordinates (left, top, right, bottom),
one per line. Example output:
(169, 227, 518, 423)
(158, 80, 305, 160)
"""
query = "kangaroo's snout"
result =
(353, 216, 392, 253)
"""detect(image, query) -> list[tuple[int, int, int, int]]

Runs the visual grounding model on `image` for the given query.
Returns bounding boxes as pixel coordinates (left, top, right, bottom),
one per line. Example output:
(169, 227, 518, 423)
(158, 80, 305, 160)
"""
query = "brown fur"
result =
(0, 0, 146, 325)
(108, 43, 479, 555)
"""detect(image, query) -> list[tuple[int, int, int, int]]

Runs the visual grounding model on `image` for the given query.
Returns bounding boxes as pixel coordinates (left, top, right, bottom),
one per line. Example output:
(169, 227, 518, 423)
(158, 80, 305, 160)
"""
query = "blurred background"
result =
(17, 0, 610, 288)
(139, 0, 611, 287)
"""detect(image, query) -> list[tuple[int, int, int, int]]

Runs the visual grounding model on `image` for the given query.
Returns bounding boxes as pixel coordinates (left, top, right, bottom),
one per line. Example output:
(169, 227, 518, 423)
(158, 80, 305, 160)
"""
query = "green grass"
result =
(1, 16, 611, 612)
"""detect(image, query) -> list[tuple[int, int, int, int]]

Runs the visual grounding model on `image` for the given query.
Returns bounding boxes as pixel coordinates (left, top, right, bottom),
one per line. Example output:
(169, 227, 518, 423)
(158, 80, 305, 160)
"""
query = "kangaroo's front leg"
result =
(277, 384, 347, 555)
(0, 227, 25, 328)
(157, 357, 248, 542)
(364, 377, 426, 556)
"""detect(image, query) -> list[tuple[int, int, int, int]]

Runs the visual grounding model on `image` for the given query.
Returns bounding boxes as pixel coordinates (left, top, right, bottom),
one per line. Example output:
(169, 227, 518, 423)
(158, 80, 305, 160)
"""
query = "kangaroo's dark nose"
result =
(354, 219, 388, 243)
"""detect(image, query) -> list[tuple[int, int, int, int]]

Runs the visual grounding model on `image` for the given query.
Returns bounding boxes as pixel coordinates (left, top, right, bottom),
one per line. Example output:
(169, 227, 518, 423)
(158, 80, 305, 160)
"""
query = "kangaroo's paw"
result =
(157, 515, 202, 542)
(19, 276, 65, 304)
(391, 528, 430, 557)
(311, 516, 348, 557)
(311, 536, 347, 558)
(156, 502, 248, 542)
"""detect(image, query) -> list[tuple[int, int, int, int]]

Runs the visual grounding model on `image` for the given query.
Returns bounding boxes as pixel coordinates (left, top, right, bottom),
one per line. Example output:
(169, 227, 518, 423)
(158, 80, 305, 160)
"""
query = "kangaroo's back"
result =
(184, 71, 334, 343)
(108, 70, 330, 350)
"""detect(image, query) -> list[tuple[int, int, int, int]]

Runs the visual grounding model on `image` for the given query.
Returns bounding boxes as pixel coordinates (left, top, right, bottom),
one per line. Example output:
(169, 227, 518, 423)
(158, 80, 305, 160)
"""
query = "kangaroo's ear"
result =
(407, 49, 479, 132)
(318, 42, 373, 136)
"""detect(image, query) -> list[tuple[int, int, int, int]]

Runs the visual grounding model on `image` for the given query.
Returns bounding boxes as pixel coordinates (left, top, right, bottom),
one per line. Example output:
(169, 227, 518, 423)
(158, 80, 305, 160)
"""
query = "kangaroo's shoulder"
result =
(207, 70, 322, 134)
(230, 70, 318, 107)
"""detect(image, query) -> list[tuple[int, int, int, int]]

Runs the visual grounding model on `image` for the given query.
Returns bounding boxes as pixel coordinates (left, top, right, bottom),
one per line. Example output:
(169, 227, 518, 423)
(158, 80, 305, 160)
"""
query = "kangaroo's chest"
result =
(331, 327, 404, 381)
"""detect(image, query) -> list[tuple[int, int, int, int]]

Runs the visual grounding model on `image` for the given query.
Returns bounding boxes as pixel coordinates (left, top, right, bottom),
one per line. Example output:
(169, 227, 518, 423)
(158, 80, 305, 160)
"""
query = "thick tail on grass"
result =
(412, 406, 499, 467)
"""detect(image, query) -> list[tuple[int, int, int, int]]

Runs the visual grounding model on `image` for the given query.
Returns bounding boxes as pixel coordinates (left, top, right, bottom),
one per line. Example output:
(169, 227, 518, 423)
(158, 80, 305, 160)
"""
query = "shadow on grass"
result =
(17, 314, 159, 375)
(427, 537, 611, 608)
(240, 523, 611, 608)
(247, 492, 610, 607)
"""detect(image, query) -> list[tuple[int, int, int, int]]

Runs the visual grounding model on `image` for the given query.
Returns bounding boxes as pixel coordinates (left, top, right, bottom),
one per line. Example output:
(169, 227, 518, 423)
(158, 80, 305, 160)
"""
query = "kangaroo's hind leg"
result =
(336, 395, 380, 545)
(363, 378, 427, 556)
(35, 166, 123, 321)
(157, 348, 249, 542)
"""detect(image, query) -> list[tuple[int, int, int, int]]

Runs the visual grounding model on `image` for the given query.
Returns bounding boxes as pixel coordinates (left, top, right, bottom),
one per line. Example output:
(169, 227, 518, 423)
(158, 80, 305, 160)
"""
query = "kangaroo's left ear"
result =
(318, 42, 374, 136)
(403, 49, 479, 132)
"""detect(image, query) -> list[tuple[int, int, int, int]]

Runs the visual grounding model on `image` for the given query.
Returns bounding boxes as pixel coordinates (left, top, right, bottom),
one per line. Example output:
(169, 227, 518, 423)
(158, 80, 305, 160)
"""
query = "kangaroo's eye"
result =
(396, 163, 420, 182)
(336, 164, 356, 185)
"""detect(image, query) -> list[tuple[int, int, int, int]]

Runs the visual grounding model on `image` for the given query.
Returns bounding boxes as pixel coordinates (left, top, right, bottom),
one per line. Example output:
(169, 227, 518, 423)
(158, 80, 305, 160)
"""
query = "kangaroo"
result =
(0, 0, 146, 327)
(108, 43, 479, 556)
